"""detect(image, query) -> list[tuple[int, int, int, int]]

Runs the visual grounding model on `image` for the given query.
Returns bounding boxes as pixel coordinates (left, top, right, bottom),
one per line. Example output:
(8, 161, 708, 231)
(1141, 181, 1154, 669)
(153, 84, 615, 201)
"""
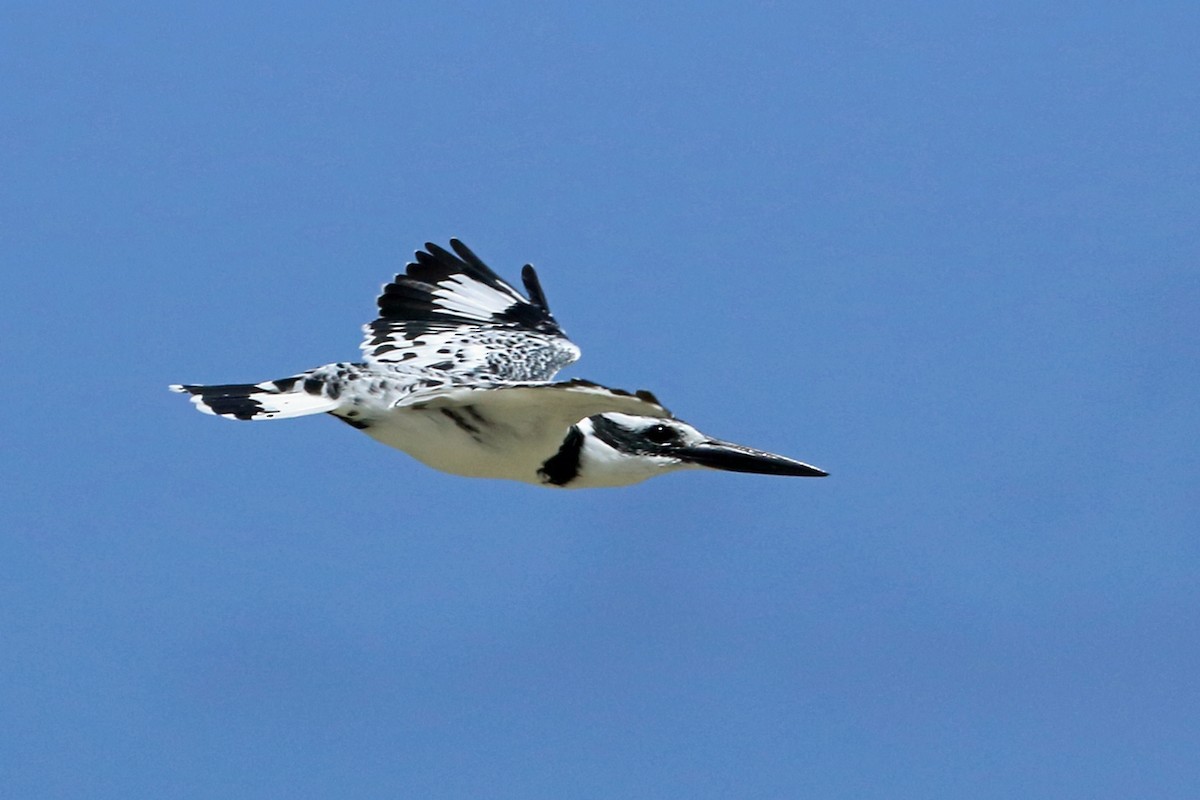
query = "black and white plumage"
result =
(171, 239, 827, 488)
(362, 241, 580, 380)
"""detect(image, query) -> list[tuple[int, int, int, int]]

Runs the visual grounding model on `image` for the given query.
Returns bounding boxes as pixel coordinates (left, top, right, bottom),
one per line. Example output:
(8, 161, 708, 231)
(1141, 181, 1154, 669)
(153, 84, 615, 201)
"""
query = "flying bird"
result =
(171, 239, 827, 488)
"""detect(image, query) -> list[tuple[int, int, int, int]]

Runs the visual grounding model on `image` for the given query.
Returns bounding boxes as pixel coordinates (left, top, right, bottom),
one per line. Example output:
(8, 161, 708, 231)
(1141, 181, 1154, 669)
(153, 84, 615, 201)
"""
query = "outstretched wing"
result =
(361, 239, 581, 381)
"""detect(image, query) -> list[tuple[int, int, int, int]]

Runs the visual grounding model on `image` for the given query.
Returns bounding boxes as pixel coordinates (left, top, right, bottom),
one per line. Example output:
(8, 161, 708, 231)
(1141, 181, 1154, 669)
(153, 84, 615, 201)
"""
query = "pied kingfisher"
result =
(171, 239, 827, 488)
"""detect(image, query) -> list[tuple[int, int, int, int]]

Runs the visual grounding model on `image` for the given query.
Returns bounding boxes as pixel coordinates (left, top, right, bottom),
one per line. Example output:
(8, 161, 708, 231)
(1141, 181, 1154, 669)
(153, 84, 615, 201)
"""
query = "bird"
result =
(171, 239, 827, 488)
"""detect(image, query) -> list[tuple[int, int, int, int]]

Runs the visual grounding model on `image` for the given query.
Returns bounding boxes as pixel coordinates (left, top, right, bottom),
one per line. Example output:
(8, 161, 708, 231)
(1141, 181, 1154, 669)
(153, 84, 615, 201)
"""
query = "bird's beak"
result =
(678, 440, 828, 477)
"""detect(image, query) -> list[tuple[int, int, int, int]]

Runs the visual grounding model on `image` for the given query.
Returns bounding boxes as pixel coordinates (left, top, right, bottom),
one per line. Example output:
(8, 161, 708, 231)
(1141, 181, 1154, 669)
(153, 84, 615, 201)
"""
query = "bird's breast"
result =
(359, 404, 562, 484)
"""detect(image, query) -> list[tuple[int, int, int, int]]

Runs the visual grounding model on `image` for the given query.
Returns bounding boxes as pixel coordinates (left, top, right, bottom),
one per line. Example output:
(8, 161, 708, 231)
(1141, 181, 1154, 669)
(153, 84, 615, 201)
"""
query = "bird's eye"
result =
(644, 423, 678, 444)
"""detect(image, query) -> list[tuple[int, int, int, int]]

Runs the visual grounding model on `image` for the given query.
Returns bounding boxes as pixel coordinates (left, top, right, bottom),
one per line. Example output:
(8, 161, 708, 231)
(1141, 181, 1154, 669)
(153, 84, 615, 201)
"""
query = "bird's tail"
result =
(169, 374, 340, 421)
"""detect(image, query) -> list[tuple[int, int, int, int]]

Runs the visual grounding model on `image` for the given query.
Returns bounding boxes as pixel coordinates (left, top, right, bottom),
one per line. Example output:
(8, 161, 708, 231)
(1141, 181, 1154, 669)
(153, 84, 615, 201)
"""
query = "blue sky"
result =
(2, 2, 1198, 798)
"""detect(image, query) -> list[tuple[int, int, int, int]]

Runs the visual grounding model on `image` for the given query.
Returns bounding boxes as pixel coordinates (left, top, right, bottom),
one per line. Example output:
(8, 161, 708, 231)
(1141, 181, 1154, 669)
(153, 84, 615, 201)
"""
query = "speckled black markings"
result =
(303, 377, 323, 395)
(538, 425, 585, 486)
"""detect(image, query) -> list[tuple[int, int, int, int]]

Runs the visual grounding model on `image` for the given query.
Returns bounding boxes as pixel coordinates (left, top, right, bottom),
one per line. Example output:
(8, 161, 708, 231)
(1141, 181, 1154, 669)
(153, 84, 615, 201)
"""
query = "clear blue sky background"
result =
(3, 3, 1198, 798)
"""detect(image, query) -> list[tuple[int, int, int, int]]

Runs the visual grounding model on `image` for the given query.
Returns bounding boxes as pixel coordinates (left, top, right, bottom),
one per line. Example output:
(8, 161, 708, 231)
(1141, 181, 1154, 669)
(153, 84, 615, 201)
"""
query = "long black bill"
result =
(679, 440, 828, 477)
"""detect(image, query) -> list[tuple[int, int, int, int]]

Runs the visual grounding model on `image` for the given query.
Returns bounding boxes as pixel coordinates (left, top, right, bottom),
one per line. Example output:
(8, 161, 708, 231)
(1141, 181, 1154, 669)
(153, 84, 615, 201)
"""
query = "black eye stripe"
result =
(591, 416, 682, 454)
(644, 423, 679, 444)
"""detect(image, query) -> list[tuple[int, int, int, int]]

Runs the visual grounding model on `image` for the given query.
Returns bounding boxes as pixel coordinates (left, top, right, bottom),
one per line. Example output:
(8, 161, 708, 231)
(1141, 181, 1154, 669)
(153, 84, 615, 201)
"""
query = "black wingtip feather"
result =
(407, 240, 510, 295)
(448, 238, 486, 269)
(521, 265, 550, 312)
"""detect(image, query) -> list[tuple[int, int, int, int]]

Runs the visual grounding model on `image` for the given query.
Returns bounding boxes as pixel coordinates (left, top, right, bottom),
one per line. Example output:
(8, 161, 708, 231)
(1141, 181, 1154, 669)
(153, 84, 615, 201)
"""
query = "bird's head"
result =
(552, 413, 827, 488)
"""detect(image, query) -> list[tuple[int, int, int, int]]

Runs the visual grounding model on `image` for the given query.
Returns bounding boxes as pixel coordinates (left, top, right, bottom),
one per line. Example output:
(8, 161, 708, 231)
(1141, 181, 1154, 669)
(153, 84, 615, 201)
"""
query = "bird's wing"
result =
(361, 239, 581, 381)
(398, 378, 670, 436)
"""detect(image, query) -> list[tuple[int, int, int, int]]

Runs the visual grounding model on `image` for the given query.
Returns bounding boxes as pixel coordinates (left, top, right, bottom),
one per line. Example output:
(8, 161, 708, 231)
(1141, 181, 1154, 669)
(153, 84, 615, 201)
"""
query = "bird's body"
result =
(172, 240, 826, 488)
